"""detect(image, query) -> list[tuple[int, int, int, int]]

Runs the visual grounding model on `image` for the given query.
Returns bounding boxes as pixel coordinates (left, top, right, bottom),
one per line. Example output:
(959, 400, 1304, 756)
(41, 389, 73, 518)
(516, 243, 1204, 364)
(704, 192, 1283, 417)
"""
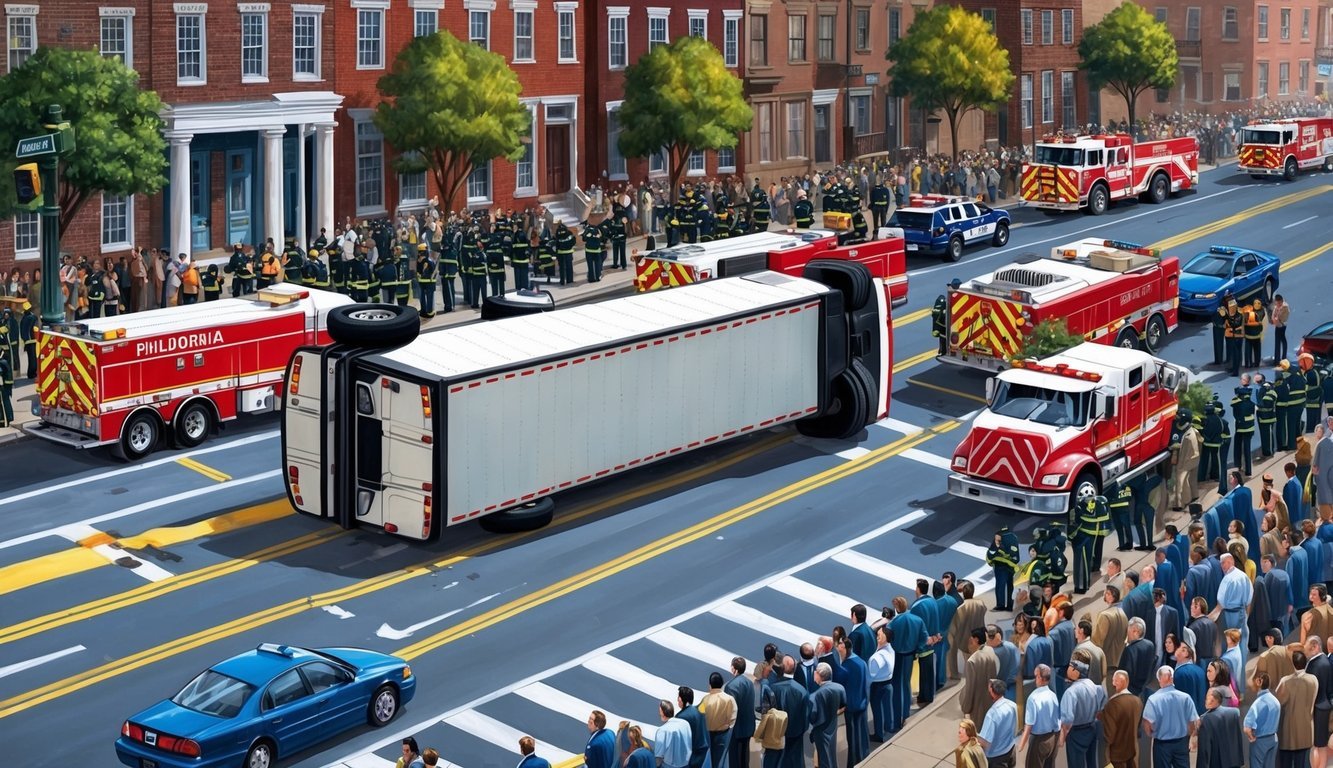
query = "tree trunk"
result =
(58, 186, 92, 239)
(944, 104, 962, 164)
(667, 144, 691, 205)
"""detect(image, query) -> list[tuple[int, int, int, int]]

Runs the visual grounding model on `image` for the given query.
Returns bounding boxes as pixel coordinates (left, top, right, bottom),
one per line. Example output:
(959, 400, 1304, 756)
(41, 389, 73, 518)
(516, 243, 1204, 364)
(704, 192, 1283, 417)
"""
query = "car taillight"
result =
(289, 465, 303, 506)
(156, 733, 202, 756)
(291, 355, 303, 395)
(420, 385, 432, 419)
(122, 721, 144, 741)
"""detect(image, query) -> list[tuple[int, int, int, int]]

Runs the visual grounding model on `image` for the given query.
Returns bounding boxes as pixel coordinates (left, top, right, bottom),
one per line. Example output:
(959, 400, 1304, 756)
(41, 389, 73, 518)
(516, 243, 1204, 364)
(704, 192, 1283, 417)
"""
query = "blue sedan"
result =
(1177, 245, 1281, 315)
(115, 644, 416, 768)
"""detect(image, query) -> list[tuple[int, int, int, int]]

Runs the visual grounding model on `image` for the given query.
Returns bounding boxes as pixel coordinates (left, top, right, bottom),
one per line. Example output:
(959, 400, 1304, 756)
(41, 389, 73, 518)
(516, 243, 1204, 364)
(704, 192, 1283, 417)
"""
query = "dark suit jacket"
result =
(1308, 653, 1333, 714)
(794, 660, 818, 695)
(1124, 586, 1155, 642)
(1185, 563, 1214, 613)
(677, 706, 709, 753)
(519, 756, 552, 768)
(840, 654, 870, 712)
(1197, 706, 1246, 768)
(1155, 605, 1181, 664)
(771, 677, 810, 735)
(1121, 638, 1156, 696)
(1189, 615, 1221, 661)
(850, 623, 876, 662)
(585, 728, 616, 768)
(725, 673, 756, 739)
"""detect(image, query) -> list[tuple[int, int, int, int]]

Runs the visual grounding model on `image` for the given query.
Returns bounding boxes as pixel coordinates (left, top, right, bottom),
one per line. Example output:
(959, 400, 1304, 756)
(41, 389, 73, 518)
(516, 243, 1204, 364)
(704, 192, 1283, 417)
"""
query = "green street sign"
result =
(15, 133, 57, 158)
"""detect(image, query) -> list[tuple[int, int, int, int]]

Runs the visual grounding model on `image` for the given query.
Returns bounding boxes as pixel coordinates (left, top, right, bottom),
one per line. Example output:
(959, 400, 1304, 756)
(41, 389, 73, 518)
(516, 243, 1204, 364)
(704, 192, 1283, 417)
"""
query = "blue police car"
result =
(1177, 245, 1281, 315)
(890, 194, 1011, 262)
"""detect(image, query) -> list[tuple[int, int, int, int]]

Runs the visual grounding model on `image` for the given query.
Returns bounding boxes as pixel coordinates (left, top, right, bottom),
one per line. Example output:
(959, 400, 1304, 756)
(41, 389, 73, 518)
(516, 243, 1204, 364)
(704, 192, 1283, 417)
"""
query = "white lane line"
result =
(54, 523, 100, 543)
(88, 543, 175, 582)
(376, 592, 502, 640)
(832, 549, 928, 590)
(0, 430, 279, 510)
(0, 645, 86, 679)
(328, 508, 931, 766)
(710, 601, 820, 648)
(770, 575, 871, 618)
(836, 447, 872, 461)
(647, 627, 750, 674)
(949, 542, 989, 560)
(1283, 215, 1318, 229)
(901, 448, 952, 470)
(322, 605, 356, 620)
(874, 417, 923, 436)
(337, 756, 398, 768)
(515, 682, 658, 741)
(0, 470, 282, 551)
(583, 654, 703, 704)
(444, 710, 577, 763)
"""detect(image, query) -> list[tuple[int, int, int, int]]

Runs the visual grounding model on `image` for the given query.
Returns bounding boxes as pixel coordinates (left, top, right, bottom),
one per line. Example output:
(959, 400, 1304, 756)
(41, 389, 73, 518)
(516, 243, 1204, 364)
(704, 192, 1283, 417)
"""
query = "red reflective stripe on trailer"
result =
(485, 505, 498, 512)
(614, 464, 625, 471)
(688, 441, 701, 448)
(775, 309, 787, 316)
(723, 430, 737, 437)
(627, 459, 641, 466)
(788, 411, 804, 419)
(502, 499, 518, 507)
(805, 405, 819, 413)
(577, 475, 593, 482)
(486, 377, 499, 384)
(653, 340, 664, 346)
(556, 362, 568, 368)
(451, 515, 468, 523)
(760, 419, 776, 426)
(541, 365, 554, 372)
(684, 332, 696, 338)
(700, 329, 712, 335)
(450, 387, 463, 393)
(521, 370, 535, 376)
(668, 337, 678, 343)
(655, 451, 668, 458)
(703, 436, 719, 443)
(572, 358, 586, 364)
(741, 425, 755, 431)
(468, 382, 481, 388)
(622, 347, 633, 354)
(504, 373, 516, 380)
(595, 469, 610, 477)
(558, 481, 573, 488)
(636, 343, 648, 350)
(745, 318, 757, 324)
(591, 353, 602, 360)
(669, 447, 683, 454)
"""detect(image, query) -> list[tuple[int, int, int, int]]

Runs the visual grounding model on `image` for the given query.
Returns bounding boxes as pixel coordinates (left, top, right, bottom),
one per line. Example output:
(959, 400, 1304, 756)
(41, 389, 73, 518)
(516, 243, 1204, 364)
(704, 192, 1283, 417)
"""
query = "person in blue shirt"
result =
(1171, 643, 1208, 714)
(1049, 603, 1075, 698)
(1224, 470, 1258, 550)
(805, 662, 845, 768)
(1286, 532, 1312, 615)
(1058, 658, 1106, 768)
(725, 657, 756, 768)
(888, 595, 925, 732)
(1017, 664, 1060, 768)
(987, 624, 1021, 702)
(837, 637, 871, 765)
(1244, 671, 1280, 768)
(1300, 519, 1325, 588)
(654, 701, 694, 768)
(1023, 617, 1054, 684)
(933, 580, 960, 685)
(1284, 461, 1306, 522)
(910, 579, 941, 706)
(517, 736, 552, 768)
(1185, 547, 1214, 614)
(585, 710, 617, 768)
(1261, 554, 1295, 637)
(1216, 553, 1255, 675)
(1154, 548, 1184, 618)
(1141, 666, 1200, 768)
(976, 678, 1017, 764)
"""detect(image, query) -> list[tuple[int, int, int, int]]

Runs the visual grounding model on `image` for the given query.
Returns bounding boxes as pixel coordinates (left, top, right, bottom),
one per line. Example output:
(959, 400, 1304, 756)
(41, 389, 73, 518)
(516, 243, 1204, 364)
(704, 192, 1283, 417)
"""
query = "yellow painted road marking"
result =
(1280, 241, 1333, 273)
(0, 434, 790, 717)
(893, 307, 930, 328)
(893, 349, 937, 374)
(907, 378, 990, 405)
(176, 457, 232, 483)
(1150, 185, 1333, 251)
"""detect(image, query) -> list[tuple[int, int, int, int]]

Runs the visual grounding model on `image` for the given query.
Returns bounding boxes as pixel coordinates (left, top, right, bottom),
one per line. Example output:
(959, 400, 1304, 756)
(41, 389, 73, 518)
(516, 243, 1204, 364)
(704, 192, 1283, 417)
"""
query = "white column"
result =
(168, 133, 193, 258)
(315, 123, 336, 237)
(263, 127, 286, 247)
(295, 124, 308, 248)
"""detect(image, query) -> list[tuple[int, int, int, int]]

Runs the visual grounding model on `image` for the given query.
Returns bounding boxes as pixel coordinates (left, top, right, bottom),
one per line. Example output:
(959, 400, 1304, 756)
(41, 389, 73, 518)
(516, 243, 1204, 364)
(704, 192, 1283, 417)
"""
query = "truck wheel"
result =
(802, 259, 872, 311)
(848, 358, 880, 426)
(173, 400, 213, 449)
(1114, 328, 1140, 350)
(115, 411, 161, 462)
(1086, 185, 1108, 216)
(326, 304, 420, 349)
(1144, 314, 1168, 353)
(1068, 471, 1100, 517)
(991, 223, 1010, 247)
(796, 369, 869, 441)
(480, 497, 556, 533)
(944, 236, 964, 262)
(1146, 173, 1169, 204)
(1284, 158, 1298, 181)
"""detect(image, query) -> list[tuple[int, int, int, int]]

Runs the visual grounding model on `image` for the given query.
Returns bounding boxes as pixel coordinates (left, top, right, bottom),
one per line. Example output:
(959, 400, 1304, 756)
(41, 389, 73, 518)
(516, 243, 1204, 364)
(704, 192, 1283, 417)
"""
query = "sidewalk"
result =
(861, 442, 1288, 768)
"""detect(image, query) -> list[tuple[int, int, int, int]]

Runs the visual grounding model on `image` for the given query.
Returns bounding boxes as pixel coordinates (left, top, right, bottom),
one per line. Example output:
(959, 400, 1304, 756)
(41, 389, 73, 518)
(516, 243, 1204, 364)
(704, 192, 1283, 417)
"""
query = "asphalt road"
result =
(1, 165, 1330, 768)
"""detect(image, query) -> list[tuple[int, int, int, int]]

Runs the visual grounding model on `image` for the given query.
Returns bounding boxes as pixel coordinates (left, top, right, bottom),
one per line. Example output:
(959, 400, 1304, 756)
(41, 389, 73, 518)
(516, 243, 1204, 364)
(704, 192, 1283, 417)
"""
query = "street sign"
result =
(847, 64, 864, 77)
(15, 133, 57, 158)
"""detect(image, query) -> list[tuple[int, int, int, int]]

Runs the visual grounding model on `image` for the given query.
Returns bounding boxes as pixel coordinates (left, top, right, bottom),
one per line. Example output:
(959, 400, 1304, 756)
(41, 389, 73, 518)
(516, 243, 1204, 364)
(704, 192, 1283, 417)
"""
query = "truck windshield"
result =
(890, 211, 935, 229)
(1034, 146, 1085, 166)
(991, 381, 1092, 428)
(1241, 128, 1282, 145)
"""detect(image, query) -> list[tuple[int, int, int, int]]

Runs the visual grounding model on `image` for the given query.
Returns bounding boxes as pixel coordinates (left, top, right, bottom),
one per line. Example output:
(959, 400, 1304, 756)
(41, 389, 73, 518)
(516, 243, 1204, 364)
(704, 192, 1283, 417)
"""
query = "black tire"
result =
(796, 369, 869, 440)
(1086, 185, 1108, 216)
(367, 684, 399, 727)
(1144, 314, 1168, 353)
(1114, 328, 1140, 350)
(1146, 173, 1169, 204)
(1284, 158, 1298, 181)
(848, 358, 880, 424)
(326, 304, 420, 348)
(244, 740, 275, 768)
(173, 400, 213, 449)
(1263, 277, 1276, 303)
(479, 497, 556, 533)
(991, 222, 1010, 247)
(1068, 471, 1100, 520)
(944, 235, 964, 262)
(116, 410, 161, 462)
(802, 259, 873, 311)
(481, 291, 555, 321)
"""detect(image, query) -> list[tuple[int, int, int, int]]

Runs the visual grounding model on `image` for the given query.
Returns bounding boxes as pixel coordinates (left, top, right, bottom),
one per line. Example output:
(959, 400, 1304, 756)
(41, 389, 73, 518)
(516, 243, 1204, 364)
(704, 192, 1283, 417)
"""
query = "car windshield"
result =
(991, 381, 1092, 427)
(890, 211, 935, 229)
(1242, 128, 1282, 145)
(1183, 254, 1234, 278)
(1034, 145, 1085, 166)
(172, 669, 256, 718)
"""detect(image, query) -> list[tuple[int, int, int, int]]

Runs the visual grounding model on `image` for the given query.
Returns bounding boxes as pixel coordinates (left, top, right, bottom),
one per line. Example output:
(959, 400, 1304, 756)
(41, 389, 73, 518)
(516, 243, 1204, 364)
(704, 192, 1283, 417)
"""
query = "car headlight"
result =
(952, 456, 967, 470)
(402, 665, 413, 679)
(1201, 292, 1216, 299)
(1040, 473, 1067, 487)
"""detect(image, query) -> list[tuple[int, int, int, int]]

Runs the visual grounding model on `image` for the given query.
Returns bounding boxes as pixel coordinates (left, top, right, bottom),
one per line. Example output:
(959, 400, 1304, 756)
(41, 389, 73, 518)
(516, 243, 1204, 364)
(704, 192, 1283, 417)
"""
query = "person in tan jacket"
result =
(699, 672, 737, 768)
(1257, 629, 1296, 687)
(960, 628, 998, 724)
(1101, 671, 1141, 768)
(949, 581, 989, 680)
(1275, 650, 1317, 762)
(1092, 585, 1128, 675)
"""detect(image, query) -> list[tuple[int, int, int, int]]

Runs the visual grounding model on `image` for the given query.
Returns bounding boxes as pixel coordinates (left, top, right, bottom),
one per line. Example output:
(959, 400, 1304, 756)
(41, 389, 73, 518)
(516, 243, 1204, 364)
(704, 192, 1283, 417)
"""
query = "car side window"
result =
(262, 669, 311, 711)
(300, 662, 352, 694)
(962, 203, 980, 218)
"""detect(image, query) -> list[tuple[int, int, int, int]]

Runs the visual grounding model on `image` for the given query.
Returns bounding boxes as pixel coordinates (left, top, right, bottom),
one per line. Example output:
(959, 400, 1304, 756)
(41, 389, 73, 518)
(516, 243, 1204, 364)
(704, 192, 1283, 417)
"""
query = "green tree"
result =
(0, 47, 166, 237)
(618, 35, 751, 202)
(376, 30, 530, 211)
(886, 6, 1014, 162)
(1012, 318, 1085, 361)
(1079, 2, 1177, 131)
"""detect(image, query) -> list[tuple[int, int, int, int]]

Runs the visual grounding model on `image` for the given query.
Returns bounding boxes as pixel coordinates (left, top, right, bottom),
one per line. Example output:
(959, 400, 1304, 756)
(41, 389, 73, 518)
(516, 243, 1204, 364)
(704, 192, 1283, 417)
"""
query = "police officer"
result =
(200, 264, 223, 301)
(347, 249, 371, 302)
(869, 179, 891, 233)
(1109, 480, 1135, 552)
(1257, 378, 1278, 457)
(18, 302, 37, 380)
(1284, 360, 1307, 445)
(0, 352, 11, 427)
(793, 190, 815, 229)
(1210, 304, 1227, 366)
(986, 527, 1020, 611)
(554, 222, 576, 285)
(1274, 364, 1292, 450)
(1199, 403, 1223, 485)
(1224, 299, 1244, 376)
(606, 213, 627, 271)
(1231, 384, 1256, 477)
(581, 220, 605, 284)
(1213, 394, 1232, 496)
(226, 243, 253, 297)
(1302, 352, 1324, 433)
(1244, 299, 1265, 369)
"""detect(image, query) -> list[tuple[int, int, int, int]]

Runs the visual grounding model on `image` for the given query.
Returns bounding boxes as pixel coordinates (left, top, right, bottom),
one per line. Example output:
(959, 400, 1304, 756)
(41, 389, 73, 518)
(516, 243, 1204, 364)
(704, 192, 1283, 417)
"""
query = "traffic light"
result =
(13, 163, 41, 210)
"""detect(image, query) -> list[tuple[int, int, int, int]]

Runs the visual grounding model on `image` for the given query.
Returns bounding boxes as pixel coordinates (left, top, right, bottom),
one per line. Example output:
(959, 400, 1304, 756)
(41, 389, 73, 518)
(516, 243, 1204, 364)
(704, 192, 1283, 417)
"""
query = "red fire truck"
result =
(636, 228, 909, 307)
(26, 284, 352, 460)
(1021, 133, 1199, 215)
(1237, 116, 1333, 179)
(939, 238, 1181, 372)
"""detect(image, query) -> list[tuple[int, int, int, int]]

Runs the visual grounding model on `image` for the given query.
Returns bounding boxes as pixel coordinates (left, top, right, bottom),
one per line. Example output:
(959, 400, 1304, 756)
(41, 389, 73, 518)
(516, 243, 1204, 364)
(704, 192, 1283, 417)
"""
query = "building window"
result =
(293, 9, 321, 79)
(1301, 8, 1310, 39)
(241, 11, 268, 81)
(607, 106, 626, 180)
(687, 150, 705, 175)
(649, 148, 665, 175)
(357, 9, 384, 68)
(1224, 72, 1241, 101)
(855, 8, 869, 51)
(608, 12, 627, 69)
(1061, 9, 1073, 44)
(717, 146, 735, 172)
(175, 12, 205, 83)
(469, 10, 490, 49)
(1020, 74, 1033, 129)
(1257, 61, 1269, 97)
(14, 212, 38, 255)
(414, 9, 437, 37)
(851, 94, 870, 135)
(980, 9, 995, 33)
(723, 12, 740, 67)
(1299, 59, 1310, 93)
(1278, 61, 1289, 94)
(750, 13, 767, 66)
(557, 5, 576, 62)
(400, 169, 427, 208)
(516, 104, 536, 191)
(513, 9, 534, 61)
(1222, 7, 1238, 39)
(1155, 7, 1166, 22)
(889, 8, 901, 45)
(1040, 10, 1053, 45)
(1280, 8, 1290, 39)
(813, 104, 830, 163)
(101, 195, 131, 249)
(99, 11, 133, 68)
(1185, 7, 1200, 40)
(1257, 5, 1268, 39)
(688, 10, 706, 38)
(787, 14, 806, 62)
(467, 161, 492, 203)
(1061, 71, 1076, 129)
(817, 14, 835, 61)
(758, 101, 773, 162)
(1041, 70, 1053, 123)
(649, 11, 668, 51)
(7, 13, 34, 72)
(1021, 9, 1033, 45)
(355, 119, 385, 214)
(785, 101, 805, 158)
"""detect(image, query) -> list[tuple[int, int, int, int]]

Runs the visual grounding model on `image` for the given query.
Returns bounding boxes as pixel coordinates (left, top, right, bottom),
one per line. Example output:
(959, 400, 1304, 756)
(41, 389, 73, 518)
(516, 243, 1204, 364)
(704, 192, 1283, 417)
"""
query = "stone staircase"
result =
(541, 192, 588, 228)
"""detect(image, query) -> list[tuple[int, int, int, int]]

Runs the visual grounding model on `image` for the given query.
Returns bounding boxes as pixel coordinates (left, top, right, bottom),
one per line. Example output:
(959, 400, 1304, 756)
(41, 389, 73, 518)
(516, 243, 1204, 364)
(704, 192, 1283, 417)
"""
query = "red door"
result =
(545, 125, 569, 192)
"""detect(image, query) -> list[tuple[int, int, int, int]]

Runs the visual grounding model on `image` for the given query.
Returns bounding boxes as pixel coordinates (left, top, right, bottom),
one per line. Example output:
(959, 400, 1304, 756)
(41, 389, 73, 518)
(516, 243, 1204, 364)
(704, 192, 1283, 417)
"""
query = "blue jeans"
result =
(1152, 737, 1189, 768)
(1065, 723, 1099, 768)
(1250, 735, 1277, 768)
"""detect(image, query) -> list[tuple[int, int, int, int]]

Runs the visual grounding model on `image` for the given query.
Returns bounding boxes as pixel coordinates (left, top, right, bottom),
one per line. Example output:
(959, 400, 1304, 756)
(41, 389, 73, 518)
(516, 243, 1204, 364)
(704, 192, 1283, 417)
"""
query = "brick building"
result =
(583, 0, 745, 188)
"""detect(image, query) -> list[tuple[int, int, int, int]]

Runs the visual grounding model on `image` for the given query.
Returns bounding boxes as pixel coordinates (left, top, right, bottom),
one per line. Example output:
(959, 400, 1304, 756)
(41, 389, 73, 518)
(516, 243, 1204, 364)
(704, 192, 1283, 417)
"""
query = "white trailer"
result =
(282, 264, 892, 540)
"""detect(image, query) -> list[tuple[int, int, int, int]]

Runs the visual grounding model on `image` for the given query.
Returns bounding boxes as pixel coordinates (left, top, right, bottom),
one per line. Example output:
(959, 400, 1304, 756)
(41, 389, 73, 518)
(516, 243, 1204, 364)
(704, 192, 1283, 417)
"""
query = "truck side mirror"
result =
(985, 377, 995, 402)
(1102, 394, 1116, 420)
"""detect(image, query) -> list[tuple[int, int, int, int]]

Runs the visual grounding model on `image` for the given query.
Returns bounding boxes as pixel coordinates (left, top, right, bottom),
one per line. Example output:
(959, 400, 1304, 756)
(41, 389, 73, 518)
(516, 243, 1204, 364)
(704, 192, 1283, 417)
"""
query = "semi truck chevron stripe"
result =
(1020, 164, 1079, 204)
(37, 333, 98, 416)
(635, 258, 697, 292)
(949, 293, 1024, 361)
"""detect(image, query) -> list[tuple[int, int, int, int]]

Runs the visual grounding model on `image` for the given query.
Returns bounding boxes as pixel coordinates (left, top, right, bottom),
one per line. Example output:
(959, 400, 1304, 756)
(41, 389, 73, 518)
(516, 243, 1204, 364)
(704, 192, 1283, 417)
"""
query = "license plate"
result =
(906, 244, 918, 251)
(141, 760, 157, 768)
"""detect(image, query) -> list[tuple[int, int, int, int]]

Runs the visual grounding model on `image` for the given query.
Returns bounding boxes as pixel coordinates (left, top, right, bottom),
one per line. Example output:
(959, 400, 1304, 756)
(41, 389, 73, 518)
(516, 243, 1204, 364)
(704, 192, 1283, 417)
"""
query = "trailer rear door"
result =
(283, 347, 329, 518)
(349, 367, 437, 540)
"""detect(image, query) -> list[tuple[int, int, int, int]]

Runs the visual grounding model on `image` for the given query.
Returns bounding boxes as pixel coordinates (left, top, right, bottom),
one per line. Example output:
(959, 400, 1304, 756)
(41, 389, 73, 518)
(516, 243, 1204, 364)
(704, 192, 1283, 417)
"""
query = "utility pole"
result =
(13, 104, 76, 324)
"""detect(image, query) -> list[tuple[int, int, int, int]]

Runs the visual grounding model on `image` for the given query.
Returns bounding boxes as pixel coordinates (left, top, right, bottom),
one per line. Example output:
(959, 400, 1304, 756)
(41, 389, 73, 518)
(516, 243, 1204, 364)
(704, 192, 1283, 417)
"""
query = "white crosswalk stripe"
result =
(514, 681, 658, 741)
(901, 447, 952, 470)
(583, 654, 703, 704)
(769, 576, 871, 617)
(445, 710, 578, 763)
(830, 549, 928, 590)
(710, 601, 819, 647)
(647, 627, 749, 674)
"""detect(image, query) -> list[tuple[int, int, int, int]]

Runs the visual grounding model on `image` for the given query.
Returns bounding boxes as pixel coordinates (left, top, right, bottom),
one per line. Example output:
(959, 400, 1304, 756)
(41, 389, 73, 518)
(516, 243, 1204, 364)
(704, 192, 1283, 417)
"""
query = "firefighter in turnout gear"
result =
(793, 191, 814, 229)
(1275, 365, 1292, 450)
(931, 280, 959, 354)
(439, 235, 459, 313)
(1199, 403, 1224, 485)
(416, 245, 437, 318)
(986, 528, 1021, 611)
(226, 243, 254, 297)
(537, 232, 556, 284)
(676, 190, 697, 244)
(0, 353, 11, 426)
(328, 246, 348, 295)
(1072, 494, 1110, 594)
(1030, 524, 1068, 590)
(554, 222, 576, 285)
(1257, 380, 1278, 457)
(869, 180, 891, 232)
(1244, 299, 1265, 368)
(394, 253, 412, 307)
(18, 302, 36, 379)
(1224, 299, 1244, 376)
(200, 265, 222, 301)
(1301, 353, 1324, 433)
(282, 243, 305, 282)
(376, 254, 398, 304)
(581, 220, 605, 283)
(463, 230, 487, 308)
(1283, 361, 1306, 449)
(298, 249, 317, 287)
(751, 190, 771, 232)
(485, 232, 508, 298)
(1213, 393, 1232, 495)
(347, 250, 371, 302)
(1109, 481, 1135, 551)
(842, 209, 869, 245)
(1211, 305, 1227, 366)
(306, 252, 329, 290)
(510, 231, 531, 290)
(1231, 385, 1256, 476)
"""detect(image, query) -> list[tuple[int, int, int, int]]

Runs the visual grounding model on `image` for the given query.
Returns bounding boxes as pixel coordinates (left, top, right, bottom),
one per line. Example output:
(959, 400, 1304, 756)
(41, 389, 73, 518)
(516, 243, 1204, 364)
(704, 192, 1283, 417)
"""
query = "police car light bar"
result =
(1208, 245, 1239, 256)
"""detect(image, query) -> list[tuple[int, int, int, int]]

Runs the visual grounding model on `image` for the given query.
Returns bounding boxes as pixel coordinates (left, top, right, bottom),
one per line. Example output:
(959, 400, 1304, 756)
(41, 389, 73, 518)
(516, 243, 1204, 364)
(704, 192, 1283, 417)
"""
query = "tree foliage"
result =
(618, 35, 751, 202)
(1079, 2, 1177, 130)
(0, 47, 166, 237)
(1176, 381, 1213, 419)
(376, 30, 529, 211)
(886, 6, 1014, 162)
(1013, 318, 1086, 362)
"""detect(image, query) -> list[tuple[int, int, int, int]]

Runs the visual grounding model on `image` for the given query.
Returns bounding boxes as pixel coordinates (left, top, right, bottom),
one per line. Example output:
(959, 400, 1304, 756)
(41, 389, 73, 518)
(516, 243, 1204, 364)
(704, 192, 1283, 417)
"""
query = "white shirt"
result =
(868, 646, 895, 682)
(1155, 604, 1166, 653)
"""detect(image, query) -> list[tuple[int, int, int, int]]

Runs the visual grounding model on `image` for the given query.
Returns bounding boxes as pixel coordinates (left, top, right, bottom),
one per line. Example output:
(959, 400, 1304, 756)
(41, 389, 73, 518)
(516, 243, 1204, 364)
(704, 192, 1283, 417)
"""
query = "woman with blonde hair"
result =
(622, 725, 654, 768)
(955, 718, 987, 768)
(1227, 541, 1255, 581)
